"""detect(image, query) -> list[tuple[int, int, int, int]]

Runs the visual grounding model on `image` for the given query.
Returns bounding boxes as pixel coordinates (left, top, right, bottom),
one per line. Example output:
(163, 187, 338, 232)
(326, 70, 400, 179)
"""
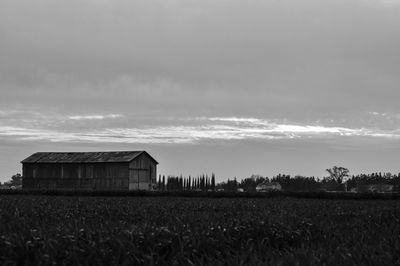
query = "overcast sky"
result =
(1, 0, 400, 182)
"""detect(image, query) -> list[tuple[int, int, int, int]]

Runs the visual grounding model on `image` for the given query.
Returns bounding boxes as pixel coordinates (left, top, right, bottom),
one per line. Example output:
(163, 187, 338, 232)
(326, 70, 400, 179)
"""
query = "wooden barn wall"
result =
(22, 163, 130, 190)
(129, 153, 157, 190)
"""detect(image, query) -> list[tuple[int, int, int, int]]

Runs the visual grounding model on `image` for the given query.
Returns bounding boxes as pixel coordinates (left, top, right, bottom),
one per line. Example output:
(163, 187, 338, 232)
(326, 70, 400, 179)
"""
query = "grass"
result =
(0, 195, 400, 265)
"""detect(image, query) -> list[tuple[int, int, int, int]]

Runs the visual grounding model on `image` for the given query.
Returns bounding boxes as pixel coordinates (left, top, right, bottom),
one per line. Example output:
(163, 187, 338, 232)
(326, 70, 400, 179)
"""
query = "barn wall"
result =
(22, 162, 130, 190)
(129, 153, 157, 191)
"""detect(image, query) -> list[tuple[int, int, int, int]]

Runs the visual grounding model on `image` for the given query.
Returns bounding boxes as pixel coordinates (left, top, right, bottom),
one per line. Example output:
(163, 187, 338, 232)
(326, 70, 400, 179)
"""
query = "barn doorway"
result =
(129, 169, 149, 190)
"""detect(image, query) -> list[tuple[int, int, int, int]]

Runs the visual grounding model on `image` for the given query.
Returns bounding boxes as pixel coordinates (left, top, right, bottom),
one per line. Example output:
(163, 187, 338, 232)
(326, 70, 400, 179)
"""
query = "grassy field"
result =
(0, 195, 399, 265)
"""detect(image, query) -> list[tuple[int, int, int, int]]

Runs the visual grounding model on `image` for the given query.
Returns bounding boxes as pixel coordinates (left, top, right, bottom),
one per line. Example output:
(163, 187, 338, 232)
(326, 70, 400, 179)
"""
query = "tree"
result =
(11, 173, 22, 186)
(200, 175, 205, 191)
(240, 177, 257, 192)
(326, 166, 349, 184)
(158, 175, 161, 190)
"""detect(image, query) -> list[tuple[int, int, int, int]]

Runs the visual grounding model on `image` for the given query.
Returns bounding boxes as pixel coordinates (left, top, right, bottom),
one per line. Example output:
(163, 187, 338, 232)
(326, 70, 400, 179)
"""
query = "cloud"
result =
(68, 114, 123, 120)
(0, 110, 18, 116)
(1, 117, 399, 144)
(368, 111, 390, 117)
(202, 117, 361, 135)
(206, 117, 264, 124)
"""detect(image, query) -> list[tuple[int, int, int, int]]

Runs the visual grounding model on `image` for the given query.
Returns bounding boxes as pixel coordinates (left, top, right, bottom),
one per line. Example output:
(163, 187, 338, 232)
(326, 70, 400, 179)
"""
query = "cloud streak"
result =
(1, 117, 399, 144)
(68, 114, 123, 120)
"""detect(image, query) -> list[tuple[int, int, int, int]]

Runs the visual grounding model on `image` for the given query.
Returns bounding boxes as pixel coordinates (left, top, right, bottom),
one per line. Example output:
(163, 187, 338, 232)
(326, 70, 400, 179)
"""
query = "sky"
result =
(1, 0, 400, 182)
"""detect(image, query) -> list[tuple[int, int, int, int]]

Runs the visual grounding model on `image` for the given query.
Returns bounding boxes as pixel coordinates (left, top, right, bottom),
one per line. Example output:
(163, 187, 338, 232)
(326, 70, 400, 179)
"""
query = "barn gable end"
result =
(128, 152, 157, 190)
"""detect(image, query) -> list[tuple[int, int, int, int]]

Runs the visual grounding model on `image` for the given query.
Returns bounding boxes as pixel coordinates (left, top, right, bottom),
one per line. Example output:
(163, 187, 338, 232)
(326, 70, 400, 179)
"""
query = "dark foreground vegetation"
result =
(1, 195, 400, 265)
(2, 189, 400, 199)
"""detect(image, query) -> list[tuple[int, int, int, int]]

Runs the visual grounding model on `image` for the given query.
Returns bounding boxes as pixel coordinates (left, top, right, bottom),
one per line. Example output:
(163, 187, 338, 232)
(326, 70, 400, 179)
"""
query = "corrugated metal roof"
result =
(21, 151, 158, 164)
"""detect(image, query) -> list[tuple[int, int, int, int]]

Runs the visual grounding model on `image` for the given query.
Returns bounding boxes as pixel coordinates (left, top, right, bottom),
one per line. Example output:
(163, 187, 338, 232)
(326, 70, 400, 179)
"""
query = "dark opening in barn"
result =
(21, 151, 158, 190)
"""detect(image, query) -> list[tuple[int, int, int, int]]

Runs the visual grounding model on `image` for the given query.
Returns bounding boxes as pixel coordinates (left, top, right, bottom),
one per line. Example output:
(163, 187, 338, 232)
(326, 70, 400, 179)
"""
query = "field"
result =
(1, 195, 400, 265)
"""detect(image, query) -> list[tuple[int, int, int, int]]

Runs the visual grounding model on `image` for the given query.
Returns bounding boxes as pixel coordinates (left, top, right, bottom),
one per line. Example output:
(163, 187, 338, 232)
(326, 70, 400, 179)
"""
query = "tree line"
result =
(5, 167, 400, 192)
(158, 169, 400, 192)
(156, 174, 216, 191)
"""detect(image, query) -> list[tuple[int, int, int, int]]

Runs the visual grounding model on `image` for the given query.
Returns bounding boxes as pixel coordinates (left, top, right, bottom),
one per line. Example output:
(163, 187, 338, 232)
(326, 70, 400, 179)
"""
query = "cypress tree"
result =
(162, 175, 166, 191)
(211, 173, 216, 191)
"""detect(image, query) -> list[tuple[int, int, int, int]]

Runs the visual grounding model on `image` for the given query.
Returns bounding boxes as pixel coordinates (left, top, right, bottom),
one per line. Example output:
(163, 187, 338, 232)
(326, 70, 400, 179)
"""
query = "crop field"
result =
(0, 195, 400, 265)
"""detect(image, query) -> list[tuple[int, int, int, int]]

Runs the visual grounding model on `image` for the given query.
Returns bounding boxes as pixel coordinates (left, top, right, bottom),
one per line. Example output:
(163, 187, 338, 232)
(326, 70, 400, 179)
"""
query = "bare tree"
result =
(326, 166, 349, 184)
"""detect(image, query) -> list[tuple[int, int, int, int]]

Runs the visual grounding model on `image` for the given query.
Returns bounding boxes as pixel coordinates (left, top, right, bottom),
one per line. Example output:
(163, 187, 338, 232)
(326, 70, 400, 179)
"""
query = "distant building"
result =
(357, 183, 393, 193)
(256, 181, 282, 192)
(21, 151, 158, 191)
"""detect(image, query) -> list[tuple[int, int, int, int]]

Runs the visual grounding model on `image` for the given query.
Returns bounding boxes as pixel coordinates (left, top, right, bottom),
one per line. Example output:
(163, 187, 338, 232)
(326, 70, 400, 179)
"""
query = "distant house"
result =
(357, 184, 393, 193)
(369, 184, 393, 193)
(256, 181, 282, 192)
(21, 151, 158, 191)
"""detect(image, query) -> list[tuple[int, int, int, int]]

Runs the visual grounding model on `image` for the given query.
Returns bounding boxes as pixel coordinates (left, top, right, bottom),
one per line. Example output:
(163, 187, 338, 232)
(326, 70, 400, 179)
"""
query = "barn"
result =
(21, 151, 158, 190)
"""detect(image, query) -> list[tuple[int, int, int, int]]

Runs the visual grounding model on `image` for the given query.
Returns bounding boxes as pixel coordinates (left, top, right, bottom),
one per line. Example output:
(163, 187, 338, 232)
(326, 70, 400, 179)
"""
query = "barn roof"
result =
(21, 151, 158, 164)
